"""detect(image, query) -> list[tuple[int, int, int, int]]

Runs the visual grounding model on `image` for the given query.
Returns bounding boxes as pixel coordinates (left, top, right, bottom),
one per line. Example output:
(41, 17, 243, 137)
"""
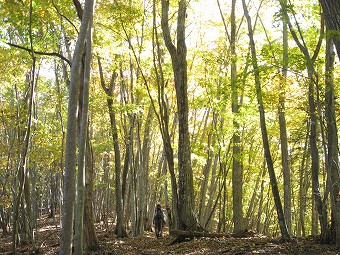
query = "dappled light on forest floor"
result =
(1, 216, 340, 254)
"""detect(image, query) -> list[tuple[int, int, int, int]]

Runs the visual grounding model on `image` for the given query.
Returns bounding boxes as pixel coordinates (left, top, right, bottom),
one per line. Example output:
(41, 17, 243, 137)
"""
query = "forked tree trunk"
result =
(74, 3, 94, 253)
(98, 60, 127, 238)
(152, 0, 179, 230)
(161, 0, 200, 231)
(59, 1, 95, 254)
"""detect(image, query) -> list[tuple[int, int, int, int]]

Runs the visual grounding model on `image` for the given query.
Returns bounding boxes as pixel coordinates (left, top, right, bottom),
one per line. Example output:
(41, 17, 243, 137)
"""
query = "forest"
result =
(1, 0, 340, 254)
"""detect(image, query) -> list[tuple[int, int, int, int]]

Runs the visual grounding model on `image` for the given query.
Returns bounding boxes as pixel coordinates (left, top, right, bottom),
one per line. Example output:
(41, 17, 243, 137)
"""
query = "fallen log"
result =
(231, 229, 256, 238)
(169, 229, 230, 238)
(169, 229, 256, 239)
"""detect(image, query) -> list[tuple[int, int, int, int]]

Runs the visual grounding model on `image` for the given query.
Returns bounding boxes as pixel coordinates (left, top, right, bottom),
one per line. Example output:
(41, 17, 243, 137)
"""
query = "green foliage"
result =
(0, 0, 336, 238)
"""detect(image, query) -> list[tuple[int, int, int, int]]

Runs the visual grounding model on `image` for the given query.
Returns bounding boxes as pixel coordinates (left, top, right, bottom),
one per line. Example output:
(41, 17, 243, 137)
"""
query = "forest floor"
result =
(1, 215, 340, 255)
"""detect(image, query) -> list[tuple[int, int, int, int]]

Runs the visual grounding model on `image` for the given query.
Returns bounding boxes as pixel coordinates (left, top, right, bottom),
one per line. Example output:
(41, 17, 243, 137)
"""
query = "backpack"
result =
(154, 209, 164, 220)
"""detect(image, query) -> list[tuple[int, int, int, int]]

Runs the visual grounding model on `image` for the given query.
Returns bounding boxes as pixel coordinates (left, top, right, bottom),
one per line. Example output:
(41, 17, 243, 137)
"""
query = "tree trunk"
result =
(242, 0, 291, 241)
(229, 0, 243, 233)
(59, 1, 94, 254)
(318, 0, 340, 61)
(12, 1, 37, 253)
(325, 34, 340, 247)
(279, 0, 292, 235)
(161, 0, 199, 231)
(279, 0, 328, 241)
(137, 106, 153, 235)
(74, 4, 94, 254)
(84, 139, 100, 251)
(297, 125, 310, 237)
(98, 60, 127, 238)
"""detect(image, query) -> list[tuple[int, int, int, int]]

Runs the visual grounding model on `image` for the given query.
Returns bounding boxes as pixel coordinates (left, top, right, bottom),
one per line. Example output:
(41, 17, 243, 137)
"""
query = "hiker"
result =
(153, 204, 166, 238)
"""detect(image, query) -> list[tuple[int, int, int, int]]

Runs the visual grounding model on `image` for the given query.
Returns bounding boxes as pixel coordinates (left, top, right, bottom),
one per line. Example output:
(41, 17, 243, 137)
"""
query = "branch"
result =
(73, 0, 83, 21)
(52, 0, 79, 33)
(161, 0, 177, 57)
(177, 0, 187, 48)
(6, 42, 71, 66)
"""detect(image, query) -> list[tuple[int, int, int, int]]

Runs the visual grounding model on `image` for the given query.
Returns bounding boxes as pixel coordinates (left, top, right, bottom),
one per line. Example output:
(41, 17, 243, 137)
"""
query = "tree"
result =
(161, 0, 200, 231)
(12, 1, 36, 253)
(324, 32, 340, 248)
(152, 0, 179, 229)
(230, 0, 243, 233)
(59, 0, 95, 254)
(278, 0, 329, 242)
(279, 0, 292, 235)
(242, 0, 291, 242)
(98, 59, 128, 238)
(74, 2, 95, 254)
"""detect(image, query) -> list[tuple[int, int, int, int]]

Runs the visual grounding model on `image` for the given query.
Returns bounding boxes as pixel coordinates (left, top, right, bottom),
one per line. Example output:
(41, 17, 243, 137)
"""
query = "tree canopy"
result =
(0, 0, 340, 253)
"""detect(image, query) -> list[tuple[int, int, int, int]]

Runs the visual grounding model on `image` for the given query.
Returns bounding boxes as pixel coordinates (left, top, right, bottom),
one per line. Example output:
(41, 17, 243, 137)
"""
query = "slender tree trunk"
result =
(137, 106, 153, 235)
(198, 130, 214, 224)
(308, 67, 330, 242)
(84, 139, 100, 251)
(298, 124, 310, 237)
(279, 0, 292, 235)
(229, 0, 243, 233)
(242, 0, 291, 241)
(12, 2, 36, 253)
(278, 0, 328, 241)
(98, 60, 127, 238)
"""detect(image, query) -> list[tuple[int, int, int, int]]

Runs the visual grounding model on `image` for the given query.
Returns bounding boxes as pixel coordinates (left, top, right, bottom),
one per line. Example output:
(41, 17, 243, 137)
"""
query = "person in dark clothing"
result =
(153, 204, 166, 238)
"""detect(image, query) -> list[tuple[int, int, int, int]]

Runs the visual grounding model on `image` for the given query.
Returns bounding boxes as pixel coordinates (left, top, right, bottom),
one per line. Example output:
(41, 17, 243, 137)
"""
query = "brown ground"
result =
(1, 215, 339, 255)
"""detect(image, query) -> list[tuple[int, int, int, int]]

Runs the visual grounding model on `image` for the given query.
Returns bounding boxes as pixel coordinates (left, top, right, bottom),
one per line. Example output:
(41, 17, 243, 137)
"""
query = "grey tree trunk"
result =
(12, 1, 36, 253)
(242, 0, 291, 242)
(161, 0, 199, 231)
(59, 1, 94, 254)
(136, 106, 153, 235)
(74, 3, 94, 254)
(84, 139, 100, 251)
(297, 126, 310, 237)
